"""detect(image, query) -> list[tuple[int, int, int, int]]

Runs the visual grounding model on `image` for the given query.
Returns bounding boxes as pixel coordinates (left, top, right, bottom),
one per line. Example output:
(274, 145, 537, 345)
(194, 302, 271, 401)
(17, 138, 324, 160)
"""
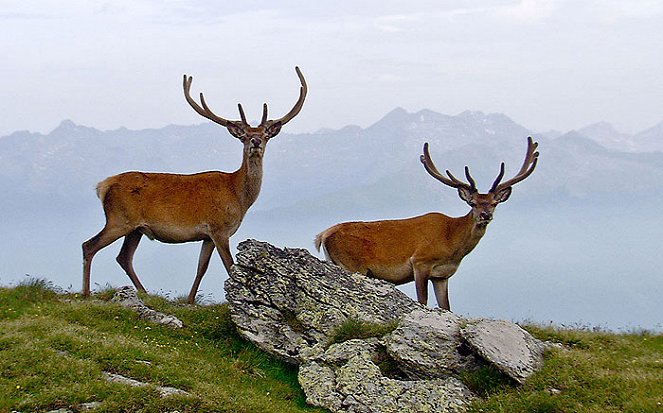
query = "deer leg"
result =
(211, 236, 235, 273)
(116, 230, 146, 293)
(412, 262, 430, 306)
(432, 278, 451, 311)
(82, 225, 127, 297)
(187, 239, 215, 304)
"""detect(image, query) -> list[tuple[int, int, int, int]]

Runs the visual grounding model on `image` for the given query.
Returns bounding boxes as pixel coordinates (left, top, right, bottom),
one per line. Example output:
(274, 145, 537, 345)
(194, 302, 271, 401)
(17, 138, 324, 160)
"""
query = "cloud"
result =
(374, 14, 419, 33)
(595, 0, 663, 24)
(501, 0, 558, 22)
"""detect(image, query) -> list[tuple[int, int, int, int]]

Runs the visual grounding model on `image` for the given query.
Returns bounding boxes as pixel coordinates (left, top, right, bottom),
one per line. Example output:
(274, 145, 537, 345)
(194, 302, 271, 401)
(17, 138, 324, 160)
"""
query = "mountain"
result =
(633, 120, 663, 152)
(2, 109, 663, 332)
(3, 110, 662, 213)
(576, 121, 634, 152)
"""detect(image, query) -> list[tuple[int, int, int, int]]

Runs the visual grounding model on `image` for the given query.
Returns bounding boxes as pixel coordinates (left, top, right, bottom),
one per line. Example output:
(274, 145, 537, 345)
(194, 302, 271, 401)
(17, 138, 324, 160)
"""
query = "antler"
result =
(183, 75, 244, 128)
(490, 136, 539, 193)
(420, 143, 478, 193)
(183, 66, 307, 128)
(264, 66, 308, 127)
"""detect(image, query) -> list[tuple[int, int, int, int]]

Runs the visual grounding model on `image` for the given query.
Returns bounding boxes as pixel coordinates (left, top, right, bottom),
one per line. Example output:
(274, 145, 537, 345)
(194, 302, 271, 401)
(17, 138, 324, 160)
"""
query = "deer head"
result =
(183, 66, 307, 159)
(420, 137, 539, 227)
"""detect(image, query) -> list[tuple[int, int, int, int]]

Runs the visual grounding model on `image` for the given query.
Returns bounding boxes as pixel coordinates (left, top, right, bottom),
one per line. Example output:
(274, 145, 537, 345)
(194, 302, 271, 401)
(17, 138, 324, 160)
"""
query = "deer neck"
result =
(234, 153, 264, 210)
(455, 212, 488, 258)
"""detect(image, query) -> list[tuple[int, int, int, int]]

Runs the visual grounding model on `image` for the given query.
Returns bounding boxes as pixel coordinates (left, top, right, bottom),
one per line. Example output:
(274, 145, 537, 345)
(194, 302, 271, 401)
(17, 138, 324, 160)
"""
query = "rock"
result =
(112, 286, 184, 328)
(225, 240, 548, 412)
(298, 339, 475, 413)
(460, 319, 545, 383)
(384, 308, 481, 380)
(80, 402, 103, 411)
(225, 239, 419, 363)
(102, 372, 191, 397)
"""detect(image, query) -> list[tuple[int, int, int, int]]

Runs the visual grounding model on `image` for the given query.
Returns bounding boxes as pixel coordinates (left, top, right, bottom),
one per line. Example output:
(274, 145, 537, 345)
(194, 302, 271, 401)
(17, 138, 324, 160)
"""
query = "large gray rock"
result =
(225, 239, 419, 363)
(384, 309, 481, 380)
(298, 339, 475, 413)
(461, 319, 545, 383)
(225, 240, 549, 412)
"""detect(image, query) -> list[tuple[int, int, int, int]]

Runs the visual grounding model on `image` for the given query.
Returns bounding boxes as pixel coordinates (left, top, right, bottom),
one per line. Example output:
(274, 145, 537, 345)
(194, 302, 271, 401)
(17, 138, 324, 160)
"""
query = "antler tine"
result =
(183, 74, 233, 127)
(464, 166, 477, 191)
(420, 143, 473, 191)
(272, 66, 308, 126)
(237, 103, 248, 124)
(492, 137, 540, 193)
(260, 103, 268, 125)
(489, 162, 506, 192)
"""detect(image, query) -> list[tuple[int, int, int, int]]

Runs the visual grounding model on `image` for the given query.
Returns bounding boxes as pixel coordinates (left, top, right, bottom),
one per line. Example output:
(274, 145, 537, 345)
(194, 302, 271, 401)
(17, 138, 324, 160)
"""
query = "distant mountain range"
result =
(2, 108, 662, 331)
(1, 107, 662, 215)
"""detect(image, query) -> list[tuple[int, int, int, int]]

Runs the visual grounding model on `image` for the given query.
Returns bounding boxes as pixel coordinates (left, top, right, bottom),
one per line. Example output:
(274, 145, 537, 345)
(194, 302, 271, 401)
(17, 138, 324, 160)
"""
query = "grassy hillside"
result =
(1, 279, 661, 413)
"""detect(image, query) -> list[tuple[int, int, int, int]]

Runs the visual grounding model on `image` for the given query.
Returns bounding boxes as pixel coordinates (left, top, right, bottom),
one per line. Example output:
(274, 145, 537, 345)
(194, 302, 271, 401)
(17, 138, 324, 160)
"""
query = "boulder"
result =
(383, 309, 481, 380)
(460, 319, 545, 383)
(225, 240, 547, 412)
(225, 239, 418, 363)
(298, 339, 475, 413)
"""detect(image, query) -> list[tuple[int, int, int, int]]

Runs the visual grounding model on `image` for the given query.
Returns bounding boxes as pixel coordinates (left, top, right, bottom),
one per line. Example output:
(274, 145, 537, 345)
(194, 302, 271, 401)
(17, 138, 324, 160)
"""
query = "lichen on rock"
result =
(225, 239, 548, 412)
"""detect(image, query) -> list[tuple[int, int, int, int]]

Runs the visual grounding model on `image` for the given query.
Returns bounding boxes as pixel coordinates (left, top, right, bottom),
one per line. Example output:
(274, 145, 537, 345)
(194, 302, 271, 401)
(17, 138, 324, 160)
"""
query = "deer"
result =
(82, 66, 307, 304)
(315, 137, 538, 311)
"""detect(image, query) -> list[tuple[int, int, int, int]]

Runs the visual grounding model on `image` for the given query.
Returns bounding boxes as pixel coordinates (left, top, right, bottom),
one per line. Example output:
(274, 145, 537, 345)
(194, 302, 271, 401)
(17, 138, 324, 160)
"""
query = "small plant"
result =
(460, 364, 514, 397)
(328, 317, 399, 345)
(93, 284, 120, 301)
(282, 309, 306, 333)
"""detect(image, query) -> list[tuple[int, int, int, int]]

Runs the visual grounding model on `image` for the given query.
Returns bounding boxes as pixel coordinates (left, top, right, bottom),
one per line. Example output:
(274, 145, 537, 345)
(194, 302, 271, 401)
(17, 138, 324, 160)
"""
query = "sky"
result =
(1, 0, 662, 137)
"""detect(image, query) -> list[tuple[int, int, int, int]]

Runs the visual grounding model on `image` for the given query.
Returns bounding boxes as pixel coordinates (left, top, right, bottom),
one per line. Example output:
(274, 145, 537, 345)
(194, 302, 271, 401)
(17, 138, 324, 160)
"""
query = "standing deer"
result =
(315, 137, 538, 310)
(82, 67, 307, 303)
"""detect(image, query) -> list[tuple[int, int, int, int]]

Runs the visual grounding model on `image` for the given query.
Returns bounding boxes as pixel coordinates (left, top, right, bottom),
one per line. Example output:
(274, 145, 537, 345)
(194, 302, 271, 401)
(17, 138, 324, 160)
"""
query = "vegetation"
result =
(0, 279, 325, 413)
(1, 279, 661, 413)
(327, 317, 399, 345)
(466, 325, 663, 413)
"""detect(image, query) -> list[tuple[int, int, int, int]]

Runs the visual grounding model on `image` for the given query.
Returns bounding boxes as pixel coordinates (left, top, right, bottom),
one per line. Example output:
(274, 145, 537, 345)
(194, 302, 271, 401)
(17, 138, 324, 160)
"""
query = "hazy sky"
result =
(1, 0, 662, 137)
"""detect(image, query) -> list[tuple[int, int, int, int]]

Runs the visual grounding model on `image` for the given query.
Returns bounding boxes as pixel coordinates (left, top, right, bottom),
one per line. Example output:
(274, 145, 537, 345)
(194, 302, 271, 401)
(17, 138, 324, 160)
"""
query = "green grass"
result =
(1, 279, 661, 413)
(0, 279, 326, 413)
(466, 325, 663, 413)
(327, 317, 399, 345)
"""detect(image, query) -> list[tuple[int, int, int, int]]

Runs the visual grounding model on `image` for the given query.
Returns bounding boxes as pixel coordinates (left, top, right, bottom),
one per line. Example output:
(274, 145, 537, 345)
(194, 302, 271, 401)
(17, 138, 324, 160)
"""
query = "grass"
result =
(0, 279, 326, 413)
(327, 317, 399, 345)
(466, 325, 663, 413)
(1, 279, 662, 413)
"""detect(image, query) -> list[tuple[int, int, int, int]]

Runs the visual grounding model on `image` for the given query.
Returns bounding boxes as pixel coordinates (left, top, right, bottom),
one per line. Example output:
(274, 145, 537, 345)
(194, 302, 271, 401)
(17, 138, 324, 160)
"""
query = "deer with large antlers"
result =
(315, 137, 538, 310)
(82, 67, 307, 303)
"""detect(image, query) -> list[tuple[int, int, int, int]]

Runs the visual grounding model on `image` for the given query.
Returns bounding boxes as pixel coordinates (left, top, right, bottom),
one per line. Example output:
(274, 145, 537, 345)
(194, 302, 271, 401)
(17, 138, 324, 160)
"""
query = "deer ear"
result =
(265, 121, 282, 139)
(226, 123, 245, 140)
(494, 187, 512, 203)
(458, 187, 475, 204)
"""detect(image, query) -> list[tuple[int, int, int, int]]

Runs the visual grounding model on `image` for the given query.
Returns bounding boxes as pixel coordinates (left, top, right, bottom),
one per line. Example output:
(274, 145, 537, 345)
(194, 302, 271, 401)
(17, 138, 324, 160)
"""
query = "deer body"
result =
(96, 166, 260, 244)
(317, 212, 486, 310)
(83, 67, 306, 303)
(316, 138, 538, 311)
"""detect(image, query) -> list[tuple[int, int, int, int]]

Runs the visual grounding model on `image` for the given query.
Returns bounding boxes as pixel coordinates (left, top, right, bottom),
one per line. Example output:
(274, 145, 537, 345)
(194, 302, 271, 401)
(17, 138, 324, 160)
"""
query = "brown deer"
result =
(82, 67, 307, 303)
(315, 137, 538, 310)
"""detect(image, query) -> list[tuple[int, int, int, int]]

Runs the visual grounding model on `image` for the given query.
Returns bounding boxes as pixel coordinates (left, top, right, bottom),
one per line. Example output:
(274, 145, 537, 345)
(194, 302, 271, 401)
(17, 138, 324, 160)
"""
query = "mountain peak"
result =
(578, 121, 620, 135)
(53, 119, 77, 131)
(381, 107, 409, 120)
(50, 119, 100, 137)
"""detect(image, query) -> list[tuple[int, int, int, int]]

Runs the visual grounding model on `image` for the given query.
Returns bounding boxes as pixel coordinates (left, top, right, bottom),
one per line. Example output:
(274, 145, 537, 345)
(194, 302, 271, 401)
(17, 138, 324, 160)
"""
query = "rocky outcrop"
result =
(225, 241, 418, 364)
(225, 240, 549, 413)
(298, 339, 475, 413)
